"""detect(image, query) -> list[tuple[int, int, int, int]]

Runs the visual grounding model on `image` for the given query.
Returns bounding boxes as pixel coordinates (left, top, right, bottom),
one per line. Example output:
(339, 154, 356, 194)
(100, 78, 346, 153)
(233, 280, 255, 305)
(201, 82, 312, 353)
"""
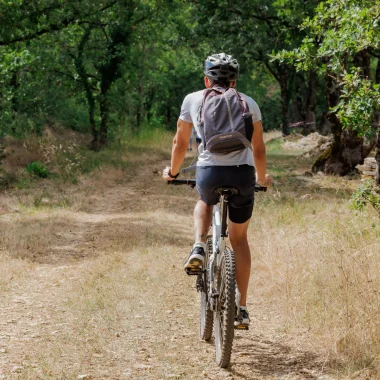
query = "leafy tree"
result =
(274, 0, 380, 181)
(0, 0, 208, 148)
(192, 0, 321, 135)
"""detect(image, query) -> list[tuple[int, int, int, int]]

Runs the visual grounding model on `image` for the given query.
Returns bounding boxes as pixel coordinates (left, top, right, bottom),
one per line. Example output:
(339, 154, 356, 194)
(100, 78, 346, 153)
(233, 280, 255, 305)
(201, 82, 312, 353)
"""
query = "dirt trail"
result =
(0, 156, 335, 379)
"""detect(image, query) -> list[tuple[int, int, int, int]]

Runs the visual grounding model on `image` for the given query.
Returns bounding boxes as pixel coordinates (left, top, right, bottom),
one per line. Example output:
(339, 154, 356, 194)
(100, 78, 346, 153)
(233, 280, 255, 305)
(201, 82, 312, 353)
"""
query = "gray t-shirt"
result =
(179, 89, 261, 166)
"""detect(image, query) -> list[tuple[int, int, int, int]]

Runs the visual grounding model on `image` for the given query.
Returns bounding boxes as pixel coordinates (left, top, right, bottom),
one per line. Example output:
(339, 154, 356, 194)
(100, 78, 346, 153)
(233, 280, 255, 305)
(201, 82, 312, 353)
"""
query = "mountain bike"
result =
(169, 178, 266, 368)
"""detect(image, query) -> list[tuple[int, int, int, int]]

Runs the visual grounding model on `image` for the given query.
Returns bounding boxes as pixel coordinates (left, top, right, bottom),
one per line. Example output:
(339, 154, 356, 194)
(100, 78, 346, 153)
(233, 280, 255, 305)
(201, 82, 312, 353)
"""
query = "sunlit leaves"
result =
(273, 0, 380, 137)
(333, 70, 380, 137)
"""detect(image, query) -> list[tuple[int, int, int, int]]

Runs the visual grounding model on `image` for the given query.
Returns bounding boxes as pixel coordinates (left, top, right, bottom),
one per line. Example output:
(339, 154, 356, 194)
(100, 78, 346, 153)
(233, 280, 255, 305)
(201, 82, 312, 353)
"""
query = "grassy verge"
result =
(0, 125, 173, 190)
(252, 137, 380, 376)
(0, 125, 173, 213)
(2, 132, 380, 377)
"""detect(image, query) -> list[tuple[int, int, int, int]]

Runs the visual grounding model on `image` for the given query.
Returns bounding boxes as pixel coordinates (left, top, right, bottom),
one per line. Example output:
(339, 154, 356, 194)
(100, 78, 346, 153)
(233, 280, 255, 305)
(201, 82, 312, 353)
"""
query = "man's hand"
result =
(256, 173, 272, 188)
(162, 166, 178, 181)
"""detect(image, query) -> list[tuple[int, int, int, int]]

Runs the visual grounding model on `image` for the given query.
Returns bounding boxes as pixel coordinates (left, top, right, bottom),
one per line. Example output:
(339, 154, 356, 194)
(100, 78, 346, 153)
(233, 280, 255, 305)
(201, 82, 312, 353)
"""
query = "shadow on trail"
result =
(4, 212, 193, 265)
(271, 174, 355, 200)
(230, 333, 331, 379)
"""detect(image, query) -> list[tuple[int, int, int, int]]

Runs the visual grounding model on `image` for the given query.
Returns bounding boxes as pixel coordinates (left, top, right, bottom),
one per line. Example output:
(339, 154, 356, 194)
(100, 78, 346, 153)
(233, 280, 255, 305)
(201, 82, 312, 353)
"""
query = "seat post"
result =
(220, 194, 229, 237)
(214, 187, 238, 239)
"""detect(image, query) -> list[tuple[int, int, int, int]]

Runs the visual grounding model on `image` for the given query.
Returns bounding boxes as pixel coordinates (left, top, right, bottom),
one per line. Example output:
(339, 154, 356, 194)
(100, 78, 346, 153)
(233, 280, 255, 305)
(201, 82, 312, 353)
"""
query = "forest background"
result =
(0, 1, 380, 378)
(0, 0, 379, 188)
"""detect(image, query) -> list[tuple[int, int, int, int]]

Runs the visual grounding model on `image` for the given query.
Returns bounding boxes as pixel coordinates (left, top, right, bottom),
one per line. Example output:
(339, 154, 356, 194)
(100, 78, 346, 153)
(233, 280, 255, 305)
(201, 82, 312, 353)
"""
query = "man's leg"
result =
(228, 219, 251, 306)
(194, 199, 213, 243)
(184, 199, 213, 272)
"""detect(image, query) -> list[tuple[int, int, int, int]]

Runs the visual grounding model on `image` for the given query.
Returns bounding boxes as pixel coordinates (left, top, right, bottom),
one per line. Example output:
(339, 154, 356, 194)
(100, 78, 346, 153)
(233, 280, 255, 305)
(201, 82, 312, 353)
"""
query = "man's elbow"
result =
(173, 135, 187, 151)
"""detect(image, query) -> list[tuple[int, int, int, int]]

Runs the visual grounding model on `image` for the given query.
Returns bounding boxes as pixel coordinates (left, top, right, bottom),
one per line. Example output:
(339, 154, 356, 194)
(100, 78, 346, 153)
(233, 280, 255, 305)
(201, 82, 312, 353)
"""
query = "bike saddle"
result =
(214, 186, 240, 196)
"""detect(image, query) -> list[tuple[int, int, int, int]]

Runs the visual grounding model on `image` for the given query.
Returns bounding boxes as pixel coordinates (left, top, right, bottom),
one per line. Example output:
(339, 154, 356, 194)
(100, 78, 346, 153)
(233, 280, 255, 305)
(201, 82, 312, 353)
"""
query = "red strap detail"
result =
(230, 88, 248, 113)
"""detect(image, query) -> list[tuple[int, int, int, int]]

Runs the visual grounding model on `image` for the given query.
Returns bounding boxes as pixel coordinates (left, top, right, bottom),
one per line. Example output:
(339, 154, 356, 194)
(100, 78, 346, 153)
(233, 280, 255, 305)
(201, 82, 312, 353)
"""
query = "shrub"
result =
(351, 180, 380, 215)
(26, 161, 49, 178)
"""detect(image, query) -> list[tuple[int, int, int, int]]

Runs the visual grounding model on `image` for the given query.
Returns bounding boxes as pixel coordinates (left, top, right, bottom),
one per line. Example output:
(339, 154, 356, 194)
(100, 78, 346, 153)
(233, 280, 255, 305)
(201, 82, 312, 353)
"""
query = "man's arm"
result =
(252, 120, 271, 187)
(162, 118, 193, 180)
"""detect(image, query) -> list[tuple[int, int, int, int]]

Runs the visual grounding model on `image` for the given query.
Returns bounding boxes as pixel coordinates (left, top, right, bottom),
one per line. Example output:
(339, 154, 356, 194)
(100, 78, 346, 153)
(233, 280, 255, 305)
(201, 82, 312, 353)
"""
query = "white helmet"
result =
(204, 53, 239, 82)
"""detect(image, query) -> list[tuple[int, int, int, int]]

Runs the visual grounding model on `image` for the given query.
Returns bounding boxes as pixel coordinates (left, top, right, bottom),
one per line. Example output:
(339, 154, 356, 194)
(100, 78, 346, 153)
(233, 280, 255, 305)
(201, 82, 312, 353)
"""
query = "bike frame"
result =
(169, 178, 267, 366)
(208, 193, 228, 310)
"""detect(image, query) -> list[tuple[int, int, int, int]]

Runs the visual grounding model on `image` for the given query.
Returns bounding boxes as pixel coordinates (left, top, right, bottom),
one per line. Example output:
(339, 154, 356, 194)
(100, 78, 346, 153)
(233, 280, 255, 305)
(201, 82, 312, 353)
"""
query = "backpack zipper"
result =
(223, 92, 234, 131)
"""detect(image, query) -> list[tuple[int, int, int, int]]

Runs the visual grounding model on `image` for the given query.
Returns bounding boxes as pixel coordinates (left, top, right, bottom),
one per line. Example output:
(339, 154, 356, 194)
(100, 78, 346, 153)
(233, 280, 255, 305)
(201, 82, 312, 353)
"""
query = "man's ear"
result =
(230, 80, 236, 88)
(204, 76, 212, 88)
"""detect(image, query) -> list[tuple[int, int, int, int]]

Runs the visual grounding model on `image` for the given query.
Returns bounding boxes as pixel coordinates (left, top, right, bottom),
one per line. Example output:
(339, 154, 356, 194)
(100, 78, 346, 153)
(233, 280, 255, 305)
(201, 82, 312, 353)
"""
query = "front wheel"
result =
(214, 247, 235, 368)
(200, 236, 213, 341)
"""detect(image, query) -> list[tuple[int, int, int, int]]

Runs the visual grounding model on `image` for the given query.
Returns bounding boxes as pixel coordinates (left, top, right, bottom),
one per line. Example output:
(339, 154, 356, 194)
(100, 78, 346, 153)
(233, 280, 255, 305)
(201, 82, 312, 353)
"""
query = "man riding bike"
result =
(163, 53, 271, 328)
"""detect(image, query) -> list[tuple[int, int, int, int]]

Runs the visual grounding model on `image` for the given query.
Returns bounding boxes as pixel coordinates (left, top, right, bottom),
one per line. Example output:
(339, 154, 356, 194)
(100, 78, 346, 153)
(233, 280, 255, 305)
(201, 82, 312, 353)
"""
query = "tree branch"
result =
(0, 0, 118, 46)
(248, 50, 280, 82)
(264, 61, 280, 83)
(228, 7, 292, 28)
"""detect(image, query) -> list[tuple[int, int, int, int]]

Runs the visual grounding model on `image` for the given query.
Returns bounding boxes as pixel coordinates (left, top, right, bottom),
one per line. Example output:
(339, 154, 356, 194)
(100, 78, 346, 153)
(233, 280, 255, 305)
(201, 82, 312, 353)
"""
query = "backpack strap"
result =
(199, 87, 225, 124)
(197, 89, 212, 148)
(233, 88, 254, 142)
(230, 88, 249, 113)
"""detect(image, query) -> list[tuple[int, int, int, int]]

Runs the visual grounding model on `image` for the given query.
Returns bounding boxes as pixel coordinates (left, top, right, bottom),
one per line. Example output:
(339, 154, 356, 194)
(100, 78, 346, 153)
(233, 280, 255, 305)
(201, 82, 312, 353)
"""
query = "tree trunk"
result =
(305, 70, 317, 133)
(353, 49, 371, 79)
(312, 75, 370, 175)
(312, 75, 342, 173)
(10, 70, 18, 116)
(10, 70, 19, 134)
(136, 40, 150, 129)
(74, 26, 98, 149)
(375, 59, 380, 186)
(375, 116, 380, 186)
(94, 26, 132, 149)
(99, 91, 109, 148)
(145, 86, 155, 122)
(291, 73, 304, 124)
(279, 65, 290, 136)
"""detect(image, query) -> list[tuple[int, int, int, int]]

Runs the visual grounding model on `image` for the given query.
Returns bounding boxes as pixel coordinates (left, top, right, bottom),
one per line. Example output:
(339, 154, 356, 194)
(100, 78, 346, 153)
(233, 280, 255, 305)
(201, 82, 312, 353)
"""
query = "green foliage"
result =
(333, 70, 380, 137)
(273, 0, 380, 71)
(26, 161, 49, 178)
(266, 137, 284, 152)
(273, 0, 380, 137)
(193, 0, 321, 134)
(351, 180, 380, 214)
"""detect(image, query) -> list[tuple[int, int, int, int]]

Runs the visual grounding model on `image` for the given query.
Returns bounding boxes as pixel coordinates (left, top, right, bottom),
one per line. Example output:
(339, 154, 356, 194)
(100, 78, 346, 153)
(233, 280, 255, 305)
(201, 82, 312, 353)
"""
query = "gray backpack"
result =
(197, 87, 253, 153)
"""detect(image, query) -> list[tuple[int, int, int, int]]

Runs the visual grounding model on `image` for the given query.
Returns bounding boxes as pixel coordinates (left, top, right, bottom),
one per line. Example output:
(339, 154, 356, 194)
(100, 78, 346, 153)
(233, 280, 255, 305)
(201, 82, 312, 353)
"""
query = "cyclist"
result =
(163, 53, 271, 328)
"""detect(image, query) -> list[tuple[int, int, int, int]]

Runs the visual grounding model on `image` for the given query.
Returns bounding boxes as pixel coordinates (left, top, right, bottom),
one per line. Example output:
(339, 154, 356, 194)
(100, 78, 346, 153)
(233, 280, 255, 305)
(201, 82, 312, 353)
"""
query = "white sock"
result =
(193, 242, 206, 251)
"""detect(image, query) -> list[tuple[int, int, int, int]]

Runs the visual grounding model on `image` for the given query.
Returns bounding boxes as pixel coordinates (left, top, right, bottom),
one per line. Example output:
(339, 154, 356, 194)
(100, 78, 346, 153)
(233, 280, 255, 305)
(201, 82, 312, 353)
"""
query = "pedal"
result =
(185, 267, 203, 276)
(234, 325, 249, 331)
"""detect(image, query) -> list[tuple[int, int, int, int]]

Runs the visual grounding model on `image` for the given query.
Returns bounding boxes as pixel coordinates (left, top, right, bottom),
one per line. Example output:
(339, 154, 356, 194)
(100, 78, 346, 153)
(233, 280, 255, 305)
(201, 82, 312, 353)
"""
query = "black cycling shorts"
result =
(195, 165, 255, 224)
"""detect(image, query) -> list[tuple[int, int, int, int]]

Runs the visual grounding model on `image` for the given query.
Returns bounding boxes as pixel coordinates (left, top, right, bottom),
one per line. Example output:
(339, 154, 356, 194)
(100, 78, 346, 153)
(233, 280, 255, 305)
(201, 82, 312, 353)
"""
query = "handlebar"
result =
(168, 179, 196, 188)
(168, 179, 268, 192)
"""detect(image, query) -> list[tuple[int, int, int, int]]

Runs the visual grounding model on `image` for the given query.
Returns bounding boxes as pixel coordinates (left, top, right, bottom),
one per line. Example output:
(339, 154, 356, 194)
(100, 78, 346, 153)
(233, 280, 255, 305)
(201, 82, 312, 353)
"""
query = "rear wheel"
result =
(214, 247, 235, 368)
(200, 236, 213, 341)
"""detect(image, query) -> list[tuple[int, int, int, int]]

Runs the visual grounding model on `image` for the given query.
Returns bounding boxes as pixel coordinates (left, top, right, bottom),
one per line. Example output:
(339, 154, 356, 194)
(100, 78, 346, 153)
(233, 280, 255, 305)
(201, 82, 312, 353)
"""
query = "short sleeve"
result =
(179, 95, 193, 123)
(247, 98, 262, 123)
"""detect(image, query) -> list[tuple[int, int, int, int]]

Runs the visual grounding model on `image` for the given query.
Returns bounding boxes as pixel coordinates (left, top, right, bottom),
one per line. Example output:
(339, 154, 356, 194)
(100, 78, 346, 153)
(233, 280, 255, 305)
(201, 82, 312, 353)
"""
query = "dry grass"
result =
(263, 130, 283, 143)
(1, 134, 380, 378)
(0, 253, 33, 292)
(248, 140, 380, 376)
(0, 213, 76, 261)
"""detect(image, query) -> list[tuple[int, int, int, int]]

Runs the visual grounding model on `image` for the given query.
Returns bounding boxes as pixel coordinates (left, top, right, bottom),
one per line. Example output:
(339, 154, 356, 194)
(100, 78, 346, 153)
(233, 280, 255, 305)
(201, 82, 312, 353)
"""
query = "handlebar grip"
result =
(254, 185, 268, 192)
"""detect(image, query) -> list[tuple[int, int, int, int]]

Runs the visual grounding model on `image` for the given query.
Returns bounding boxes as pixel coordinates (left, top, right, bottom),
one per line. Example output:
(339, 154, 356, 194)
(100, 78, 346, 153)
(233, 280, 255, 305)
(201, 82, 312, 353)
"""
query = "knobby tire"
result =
(200, 236, 213, 341)
(214, 247, 235, 368)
